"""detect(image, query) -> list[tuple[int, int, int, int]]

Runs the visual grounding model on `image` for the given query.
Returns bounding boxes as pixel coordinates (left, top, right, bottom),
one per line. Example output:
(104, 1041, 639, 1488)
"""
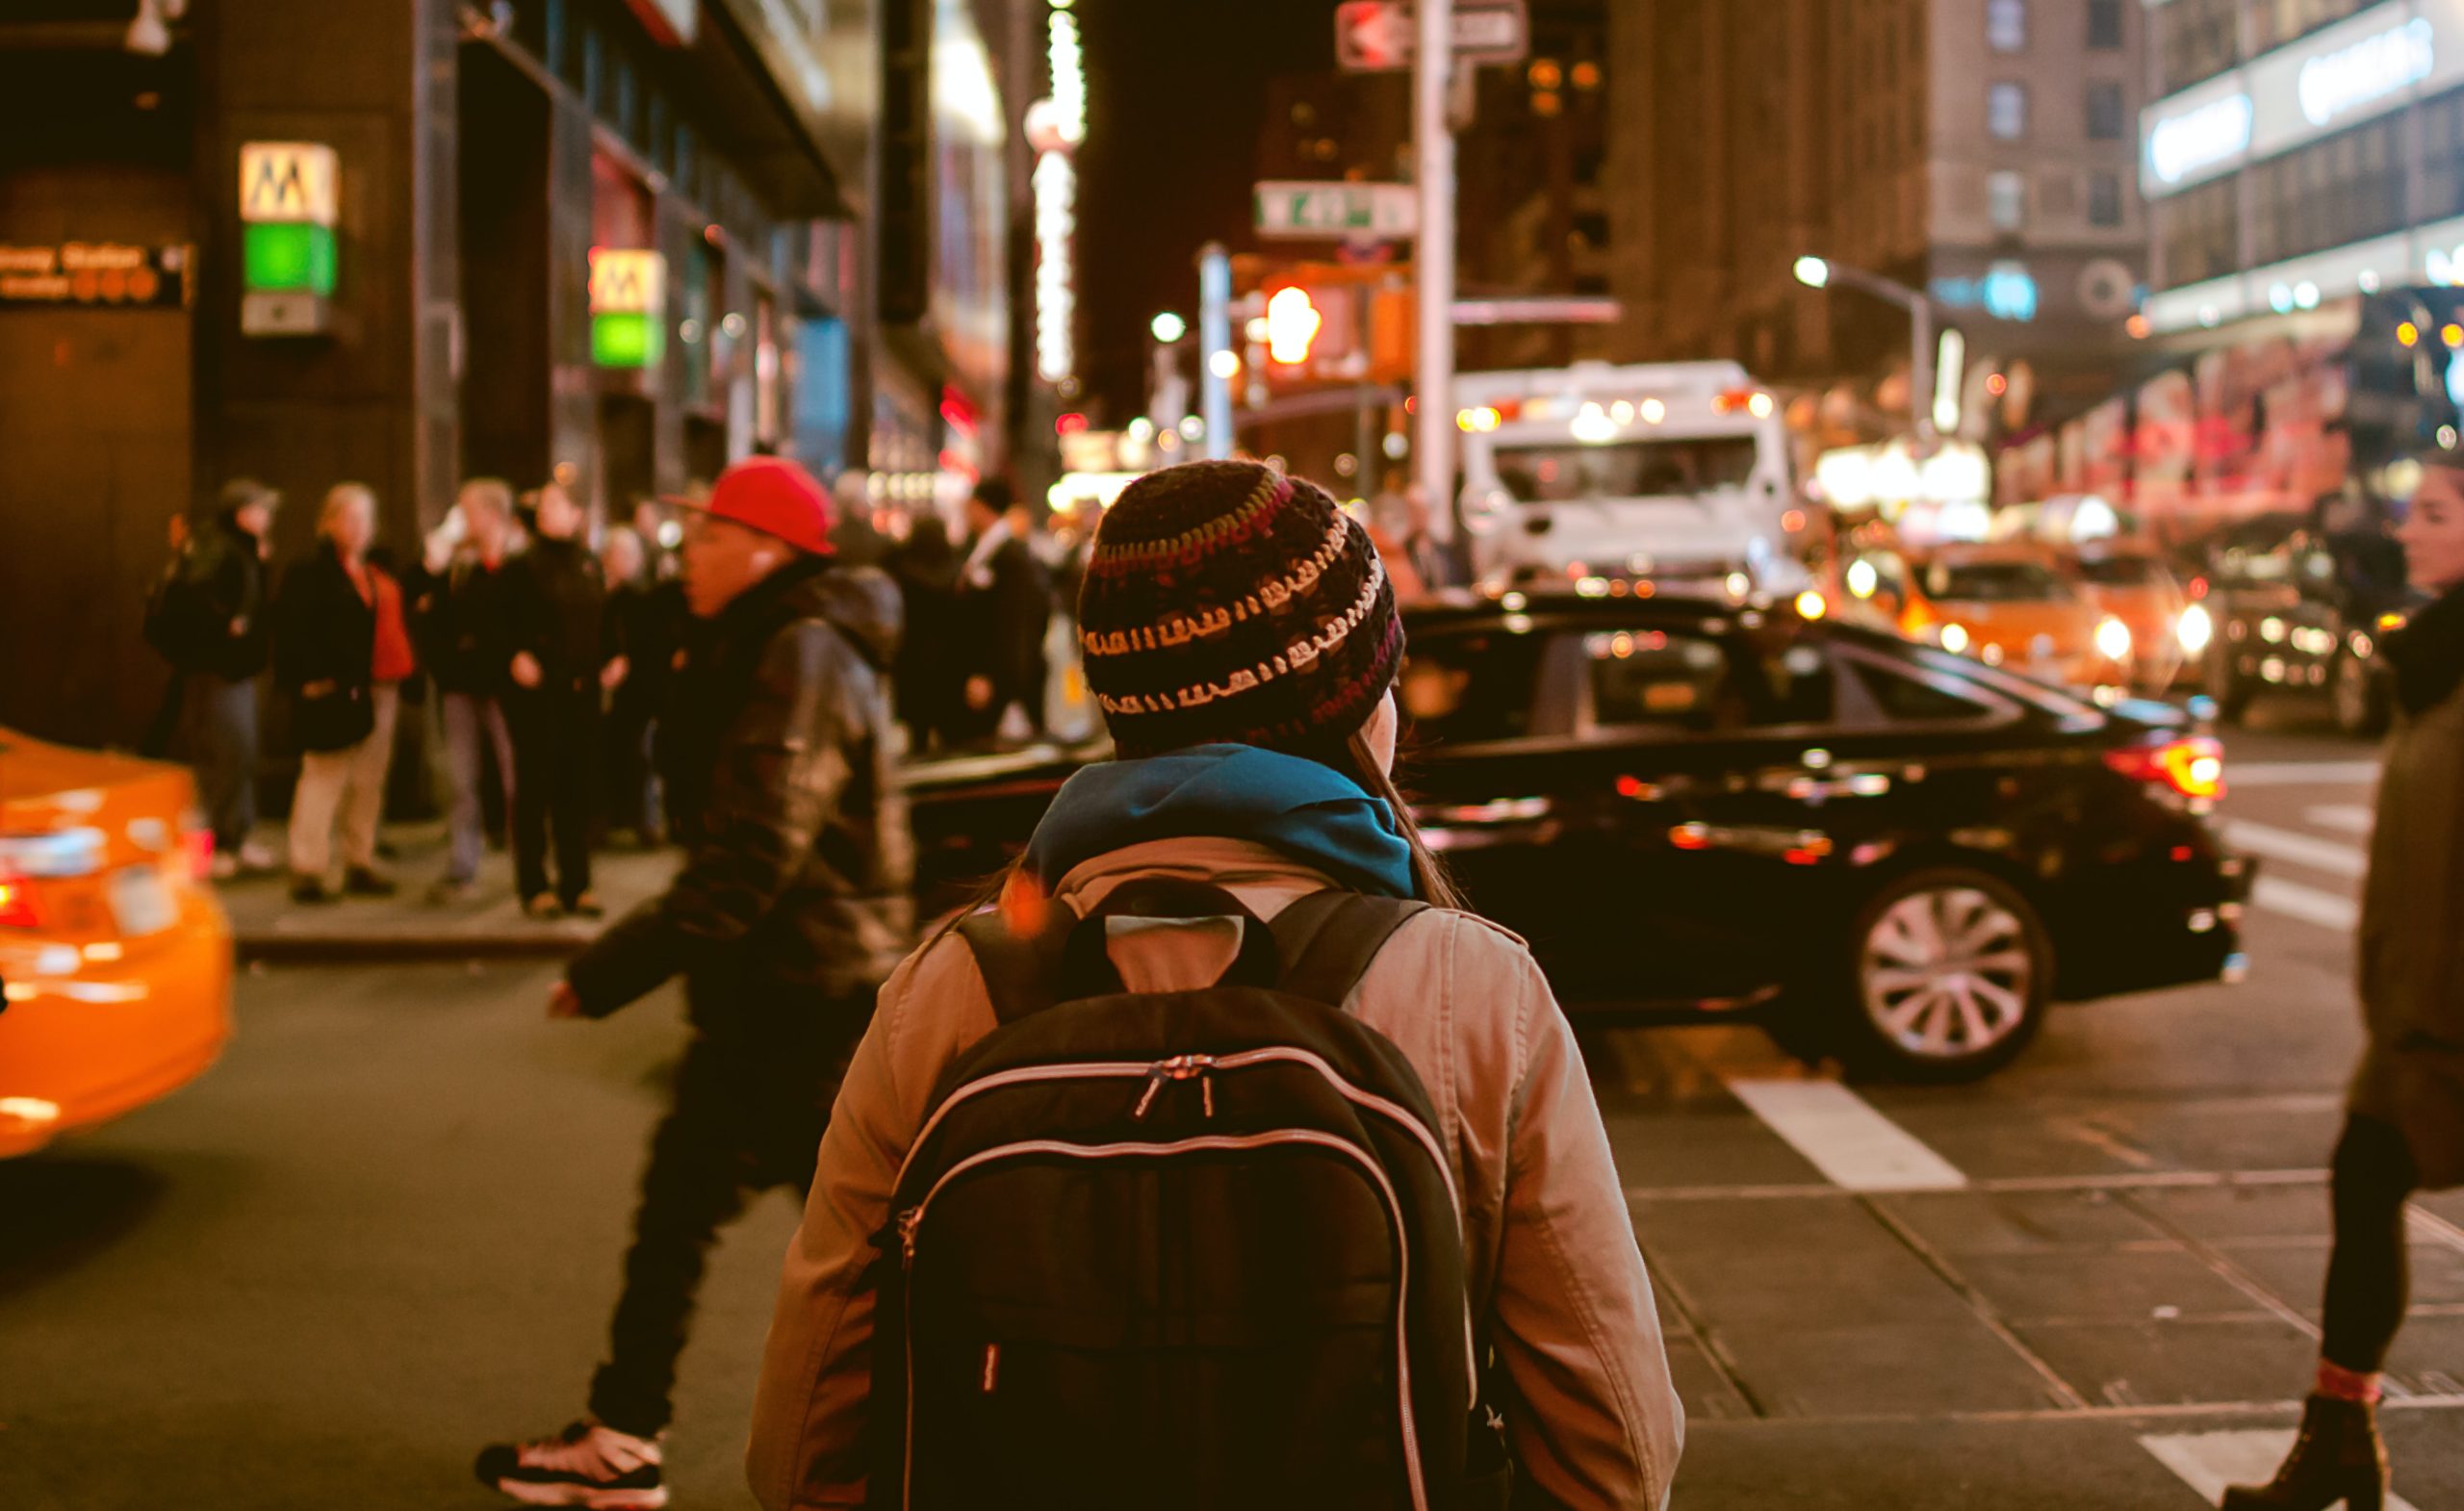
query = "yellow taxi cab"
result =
(0, 728, 233, 1157)
(1841, 541, 2135, 690)
(2070, 538, 2196, 691)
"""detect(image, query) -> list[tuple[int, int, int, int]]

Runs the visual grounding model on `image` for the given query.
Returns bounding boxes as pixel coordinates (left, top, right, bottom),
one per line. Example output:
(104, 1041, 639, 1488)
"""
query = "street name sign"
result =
(1255, 181, 1419, 240)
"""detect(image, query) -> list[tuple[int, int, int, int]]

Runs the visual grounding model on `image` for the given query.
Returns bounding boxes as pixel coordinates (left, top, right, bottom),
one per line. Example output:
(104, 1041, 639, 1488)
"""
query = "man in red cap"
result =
(479, 455, 913, 1508)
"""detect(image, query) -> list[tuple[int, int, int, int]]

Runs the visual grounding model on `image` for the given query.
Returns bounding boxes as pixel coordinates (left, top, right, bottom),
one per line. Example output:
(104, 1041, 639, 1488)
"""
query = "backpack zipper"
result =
(891, 1047, 1478, 1407)
(897, 1129, 1431, 1511)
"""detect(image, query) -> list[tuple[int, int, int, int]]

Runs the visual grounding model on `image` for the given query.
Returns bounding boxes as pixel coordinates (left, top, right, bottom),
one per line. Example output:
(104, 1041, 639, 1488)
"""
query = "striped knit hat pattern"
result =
(1077, 460, 1402, 759)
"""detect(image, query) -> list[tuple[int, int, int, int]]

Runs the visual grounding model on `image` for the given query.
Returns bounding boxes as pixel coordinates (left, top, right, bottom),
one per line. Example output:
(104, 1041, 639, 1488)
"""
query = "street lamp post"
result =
(1796, 256, 1937, 445)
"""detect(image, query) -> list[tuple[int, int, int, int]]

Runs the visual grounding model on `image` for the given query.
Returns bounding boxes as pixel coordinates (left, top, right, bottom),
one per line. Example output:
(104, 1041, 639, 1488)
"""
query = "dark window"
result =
(2075, 553, 2169, 587)
(1492, 437, 1761, 503)
(2158, 0, 2239, 95)
(1988, 0, 2027, 52)
(1852, 661, 1996, 722)
(2246, 116, 2403, 268)
(2154, 176, 2239, 289)
(2086, 81, 2127, 141)
(2089, 171, 2125, 228)
(2088, 0, 2125, 50)
(1399, 631, 1547, 745)
(2420, 88, 2464, 224)
(1922, 559, 2078, 603)
(1587, 631, 1835, 734)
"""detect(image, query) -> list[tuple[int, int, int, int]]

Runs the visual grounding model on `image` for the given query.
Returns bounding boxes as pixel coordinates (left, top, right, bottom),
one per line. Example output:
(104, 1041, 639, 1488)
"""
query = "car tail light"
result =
(184, 826, 216, 882)
(0, 872, 38, 929)
(2105, 736, 2225, 801)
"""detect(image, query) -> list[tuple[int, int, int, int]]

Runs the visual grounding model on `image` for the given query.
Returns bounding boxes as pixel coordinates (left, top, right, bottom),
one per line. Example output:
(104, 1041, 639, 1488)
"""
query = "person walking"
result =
(275, 484, 392, 905)
(504, 481, 623, 919)
(600, 525, 685, 847)
(2222, 465, 2464, 1510)
(476, 455, 911, 1509)
(954, 478, 1052, 743)
(885, 513, 964, 754)
(146, 477, 280, 877)
(743, 460, 1682, 1511)
(415, 478, 525, 903)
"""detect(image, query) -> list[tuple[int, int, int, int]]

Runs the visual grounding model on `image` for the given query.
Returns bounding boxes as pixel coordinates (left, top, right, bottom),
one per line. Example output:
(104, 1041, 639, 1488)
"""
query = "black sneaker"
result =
(343, 866, 398, 898)
(475, 1420, 666, 1509)
(290, 875, 336, 906)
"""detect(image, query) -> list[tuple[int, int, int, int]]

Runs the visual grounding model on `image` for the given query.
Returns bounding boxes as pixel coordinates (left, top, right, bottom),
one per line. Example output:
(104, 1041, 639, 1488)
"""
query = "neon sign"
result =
(1031, 2, 1083, 385)
(2297, 16, 2433, 127)
(2146, 93, 2253, 184)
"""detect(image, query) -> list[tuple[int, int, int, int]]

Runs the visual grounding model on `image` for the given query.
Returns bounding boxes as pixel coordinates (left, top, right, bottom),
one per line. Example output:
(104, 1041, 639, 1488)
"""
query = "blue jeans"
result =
(179, 674, 259, 852)
(441, 691, 515, 885)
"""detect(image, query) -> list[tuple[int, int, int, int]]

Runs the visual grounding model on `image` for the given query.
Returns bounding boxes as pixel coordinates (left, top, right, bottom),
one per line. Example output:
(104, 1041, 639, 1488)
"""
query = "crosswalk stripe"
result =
(2223, 820, 2368, 879)
(1724, 1077, 1967, 1191)
(2140, 1428, 2419, 1509)
(2305, 803, 2373, 835)
(2250, 876, 2360, 933)
(2229, 760, 2380, 786)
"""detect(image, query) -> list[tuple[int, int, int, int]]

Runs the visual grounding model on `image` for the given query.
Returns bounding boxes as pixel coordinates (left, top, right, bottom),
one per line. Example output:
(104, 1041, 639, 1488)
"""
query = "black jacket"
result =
(273, 543, 376, 753)
(150, 512, 270, 680)
(606, 576, 689, 716)
(958, 528, 1052, 703)
(507, 535, 613, 690)
(414, 546, 523, 697)
(566, 557, 916, 1025)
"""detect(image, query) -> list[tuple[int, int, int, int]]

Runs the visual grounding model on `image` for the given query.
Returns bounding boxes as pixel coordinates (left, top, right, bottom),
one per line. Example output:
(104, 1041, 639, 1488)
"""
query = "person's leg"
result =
(192, 677, 250, 852)
(228, 679, 261, 848)
(482, 696, 518, 845)
(2223, 1114, 2414, 1508)
(2322, 1114, 2420, 1378)
(341, 685, 400, 873)
(554, 693, 598, 904)
(585, 1040, 757, 1437)
(509, 698, 552, 902)
(287, 750, 348, 882)
(441, 692, 485, 884)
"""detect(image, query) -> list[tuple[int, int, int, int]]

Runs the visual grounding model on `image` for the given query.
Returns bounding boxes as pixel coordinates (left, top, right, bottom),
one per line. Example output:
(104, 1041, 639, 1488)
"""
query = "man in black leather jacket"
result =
(478, 457, 911, 1507)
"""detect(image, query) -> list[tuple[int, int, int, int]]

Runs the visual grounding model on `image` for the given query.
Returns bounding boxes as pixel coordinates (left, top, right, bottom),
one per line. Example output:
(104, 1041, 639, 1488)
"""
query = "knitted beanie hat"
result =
(1078, 460, 1402, 758)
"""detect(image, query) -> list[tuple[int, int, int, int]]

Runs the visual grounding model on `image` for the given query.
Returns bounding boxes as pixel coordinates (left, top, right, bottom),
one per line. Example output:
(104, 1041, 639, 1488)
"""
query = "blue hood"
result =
(1024, 744, 1417, 899)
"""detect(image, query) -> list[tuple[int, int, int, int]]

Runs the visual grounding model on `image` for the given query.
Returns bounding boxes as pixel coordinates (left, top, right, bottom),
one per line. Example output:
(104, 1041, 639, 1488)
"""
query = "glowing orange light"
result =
(1986, 372, 2009, 397)
(2400, 322, 2421, 346)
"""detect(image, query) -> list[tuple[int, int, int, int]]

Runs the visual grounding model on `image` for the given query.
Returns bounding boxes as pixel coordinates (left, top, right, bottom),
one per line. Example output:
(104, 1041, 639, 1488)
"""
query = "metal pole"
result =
(1911, 295, 1937, 447)
(1414, 0, 1457, 543)
(1198, 242, 1233, 461)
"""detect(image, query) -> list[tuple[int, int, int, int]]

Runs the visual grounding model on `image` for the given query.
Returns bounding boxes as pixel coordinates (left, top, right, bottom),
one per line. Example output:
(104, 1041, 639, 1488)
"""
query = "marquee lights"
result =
(2298, 15, 2434, 127)
(1032, 2, 1084, 385)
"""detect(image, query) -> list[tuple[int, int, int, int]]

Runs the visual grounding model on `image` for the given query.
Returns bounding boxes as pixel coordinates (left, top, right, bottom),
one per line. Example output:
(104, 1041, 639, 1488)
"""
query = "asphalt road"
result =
(3, 714, 2457, 1510)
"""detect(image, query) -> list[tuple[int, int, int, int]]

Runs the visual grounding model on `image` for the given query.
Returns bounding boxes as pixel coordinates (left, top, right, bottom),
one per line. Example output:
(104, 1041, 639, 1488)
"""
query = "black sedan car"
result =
(906, 592, 2251, 1082)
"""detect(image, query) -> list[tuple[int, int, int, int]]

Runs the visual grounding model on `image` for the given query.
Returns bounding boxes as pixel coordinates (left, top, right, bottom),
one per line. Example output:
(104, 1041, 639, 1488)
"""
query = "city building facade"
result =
(0, 0, 1028, 747)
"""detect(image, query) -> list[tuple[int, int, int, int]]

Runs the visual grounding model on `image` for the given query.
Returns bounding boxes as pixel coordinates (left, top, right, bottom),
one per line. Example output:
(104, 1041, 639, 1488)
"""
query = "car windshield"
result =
(1493, 436, 1760, 503)
(2074, 555, 2166, 587)
(1923, 560, 2075, 602)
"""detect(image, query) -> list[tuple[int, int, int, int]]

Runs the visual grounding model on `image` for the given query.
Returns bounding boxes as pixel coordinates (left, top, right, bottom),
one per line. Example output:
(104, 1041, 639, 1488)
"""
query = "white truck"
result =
(1454, 360, 1809, 594)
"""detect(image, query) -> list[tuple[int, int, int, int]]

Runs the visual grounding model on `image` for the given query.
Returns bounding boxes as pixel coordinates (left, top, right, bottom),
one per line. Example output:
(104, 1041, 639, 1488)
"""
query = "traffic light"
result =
(1266, 286, 1322, 366)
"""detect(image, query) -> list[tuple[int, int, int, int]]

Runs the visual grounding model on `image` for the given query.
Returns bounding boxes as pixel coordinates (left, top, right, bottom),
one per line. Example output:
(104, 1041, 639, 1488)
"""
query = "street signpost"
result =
(1254, 181, 1419, 241)
(1335, 0, 1527, 70)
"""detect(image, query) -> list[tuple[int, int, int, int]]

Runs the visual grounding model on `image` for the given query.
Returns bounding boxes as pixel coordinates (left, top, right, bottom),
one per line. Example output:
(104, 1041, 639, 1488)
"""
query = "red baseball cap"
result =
(668, 456, 835, 556)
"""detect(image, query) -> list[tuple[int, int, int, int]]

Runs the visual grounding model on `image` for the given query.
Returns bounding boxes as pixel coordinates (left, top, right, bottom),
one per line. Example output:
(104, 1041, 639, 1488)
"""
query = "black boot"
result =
(2220, 1394, 2388, 1510)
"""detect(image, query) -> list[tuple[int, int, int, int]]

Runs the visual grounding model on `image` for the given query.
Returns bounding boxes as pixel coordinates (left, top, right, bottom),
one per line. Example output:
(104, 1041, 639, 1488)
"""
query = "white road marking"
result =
(2249, 876, 2360, 933)
(2140, 1428, 2417, 1509)
(2224, 820, 2368, 879)
(1724, 1077, 1967, 1191)
(2228, 760, 2380, 787)
(2305, 802, 2374, 835)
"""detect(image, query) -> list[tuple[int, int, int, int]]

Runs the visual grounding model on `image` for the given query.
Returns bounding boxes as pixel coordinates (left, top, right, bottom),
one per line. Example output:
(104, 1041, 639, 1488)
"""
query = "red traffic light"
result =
(1055, 412, 1090, 436)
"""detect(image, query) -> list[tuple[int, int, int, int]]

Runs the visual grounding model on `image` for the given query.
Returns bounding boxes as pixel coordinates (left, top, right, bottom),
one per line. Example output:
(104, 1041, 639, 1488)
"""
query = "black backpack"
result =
(869, 880, 1511, 1511)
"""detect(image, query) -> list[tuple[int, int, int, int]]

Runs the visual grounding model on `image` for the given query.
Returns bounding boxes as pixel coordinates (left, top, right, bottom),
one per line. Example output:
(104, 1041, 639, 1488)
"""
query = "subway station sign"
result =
(0, 243, 192, 309)
(588, 248, 667, 369)
(239, 141, 339, 335)
(2142, 0, 2464, 197)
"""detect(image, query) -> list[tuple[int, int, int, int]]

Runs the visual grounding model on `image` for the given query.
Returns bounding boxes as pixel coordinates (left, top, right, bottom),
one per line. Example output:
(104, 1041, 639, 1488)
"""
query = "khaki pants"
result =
(289, 683, 400, 879)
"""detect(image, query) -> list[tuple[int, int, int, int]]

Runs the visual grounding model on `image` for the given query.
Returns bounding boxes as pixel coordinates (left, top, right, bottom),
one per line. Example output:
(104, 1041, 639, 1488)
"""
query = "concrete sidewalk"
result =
(218, 822, 676, 961)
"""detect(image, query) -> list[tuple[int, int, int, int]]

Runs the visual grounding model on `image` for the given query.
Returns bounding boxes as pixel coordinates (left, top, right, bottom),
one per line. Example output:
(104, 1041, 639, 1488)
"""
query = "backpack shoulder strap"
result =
(1269, 892, 1431, 1011)
(955, 905, 1075, 1025)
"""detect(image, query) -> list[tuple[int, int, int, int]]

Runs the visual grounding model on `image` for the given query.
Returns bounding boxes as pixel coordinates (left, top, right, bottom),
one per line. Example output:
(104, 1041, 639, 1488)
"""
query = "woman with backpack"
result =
(746, 460, 1681, 1511)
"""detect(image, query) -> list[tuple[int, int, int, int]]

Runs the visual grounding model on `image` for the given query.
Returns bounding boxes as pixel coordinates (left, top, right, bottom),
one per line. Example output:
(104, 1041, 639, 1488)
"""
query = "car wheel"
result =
(2330, 651, 2387, 738)
(1835, 869, 2052, 1084)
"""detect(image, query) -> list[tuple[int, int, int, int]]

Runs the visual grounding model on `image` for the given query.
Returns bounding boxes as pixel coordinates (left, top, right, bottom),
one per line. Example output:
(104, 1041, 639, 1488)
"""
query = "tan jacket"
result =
(747, 837, 1684, 1510)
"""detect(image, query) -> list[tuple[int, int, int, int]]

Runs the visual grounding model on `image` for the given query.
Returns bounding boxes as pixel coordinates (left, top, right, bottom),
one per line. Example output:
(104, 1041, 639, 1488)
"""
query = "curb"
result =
(236, 932, 594, 964)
